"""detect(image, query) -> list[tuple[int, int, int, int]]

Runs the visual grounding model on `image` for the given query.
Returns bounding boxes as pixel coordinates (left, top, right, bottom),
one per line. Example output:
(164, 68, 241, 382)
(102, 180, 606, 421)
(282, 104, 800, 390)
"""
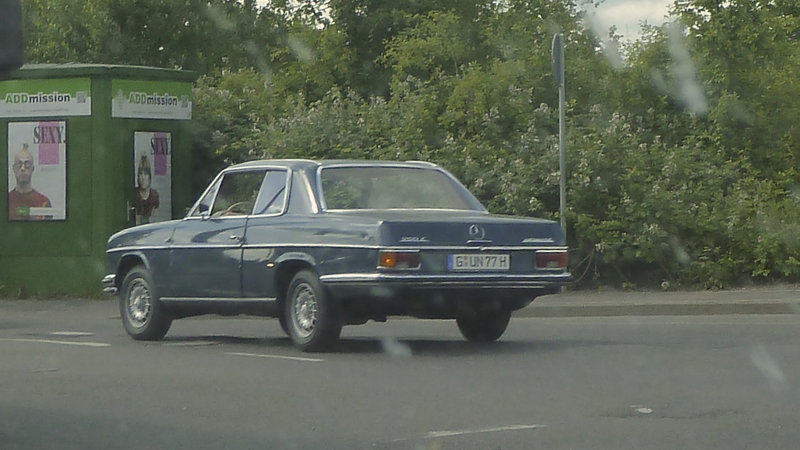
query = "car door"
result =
(167, 169, 266, 299)
(241, 168, 290, 299)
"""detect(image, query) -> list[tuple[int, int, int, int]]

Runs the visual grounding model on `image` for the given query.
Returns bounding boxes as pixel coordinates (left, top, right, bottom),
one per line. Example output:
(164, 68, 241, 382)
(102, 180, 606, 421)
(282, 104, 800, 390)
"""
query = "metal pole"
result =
(558, 73, 566, 240)
(552, 33, 567, 241)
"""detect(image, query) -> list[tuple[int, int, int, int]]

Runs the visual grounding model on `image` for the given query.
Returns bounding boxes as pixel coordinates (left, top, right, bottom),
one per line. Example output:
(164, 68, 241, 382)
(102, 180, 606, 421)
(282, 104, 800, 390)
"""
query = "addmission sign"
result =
(0, 78, 92, 117)
(111, 79, 192, 120)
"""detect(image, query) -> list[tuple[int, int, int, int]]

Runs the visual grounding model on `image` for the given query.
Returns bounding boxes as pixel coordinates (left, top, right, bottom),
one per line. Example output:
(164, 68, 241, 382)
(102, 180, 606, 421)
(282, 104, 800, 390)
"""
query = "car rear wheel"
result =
(456, 308, 511, 342)
(119, 266, 172, 341)
(285, 270, 342, 352)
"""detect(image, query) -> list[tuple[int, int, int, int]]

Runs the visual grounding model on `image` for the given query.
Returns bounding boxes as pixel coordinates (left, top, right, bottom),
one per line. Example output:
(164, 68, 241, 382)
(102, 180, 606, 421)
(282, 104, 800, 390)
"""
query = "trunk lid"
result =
(334, 210, 564, 247)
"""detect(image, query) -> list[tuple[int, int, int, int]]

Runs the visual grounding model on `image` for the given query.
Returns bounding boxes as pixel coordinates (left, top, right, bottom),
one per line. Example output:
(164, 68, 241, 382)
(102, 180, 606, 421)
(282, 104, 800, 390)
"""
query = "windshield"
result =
(320, 166, 479, 211)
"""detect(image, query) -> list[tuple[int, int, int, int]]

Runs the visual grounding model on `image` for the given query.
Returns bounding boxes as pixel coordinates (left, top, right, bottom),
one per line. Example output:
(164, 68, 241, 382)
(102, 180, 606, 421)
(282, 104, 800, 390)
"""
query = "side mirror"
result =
(198, 202, 210, 220)
(0, 0, 23, 75)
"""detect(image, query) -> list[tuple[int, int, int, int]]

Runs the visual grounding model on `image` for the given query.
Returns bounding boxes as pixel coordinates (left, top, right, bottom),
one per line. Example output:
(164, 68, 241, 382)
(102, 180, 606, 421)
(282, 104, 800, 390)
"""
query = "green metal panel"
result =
(0, 64, 196, 297)
(7, 64, 196, 82)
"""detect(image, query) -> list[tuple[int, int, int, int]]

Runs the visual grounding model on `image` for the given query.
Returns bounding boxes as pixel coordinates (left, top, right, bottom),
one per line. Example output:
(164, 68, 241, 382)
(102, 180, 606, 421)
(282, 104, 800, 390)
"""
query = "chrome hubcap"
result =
(127, 280, 152, 327)
(292, 283, 318, 338)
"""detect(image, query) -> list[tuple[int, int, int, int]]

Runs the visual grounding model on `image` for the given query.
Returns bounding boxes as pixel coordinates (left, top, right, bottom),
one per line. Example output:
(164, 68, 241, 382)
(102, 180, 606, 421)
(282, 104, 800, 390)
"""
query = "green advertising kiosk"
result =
(1, 64, 196, 296)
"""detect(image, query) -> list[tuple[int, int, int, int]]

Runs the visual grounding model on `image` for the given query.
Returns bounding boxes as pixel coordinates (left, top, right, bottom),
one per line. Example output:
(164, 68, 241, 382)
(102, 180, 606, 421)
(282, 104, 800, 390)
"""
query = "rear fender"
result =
(274, 252, 318, 303)
(274, 251, 316, 267)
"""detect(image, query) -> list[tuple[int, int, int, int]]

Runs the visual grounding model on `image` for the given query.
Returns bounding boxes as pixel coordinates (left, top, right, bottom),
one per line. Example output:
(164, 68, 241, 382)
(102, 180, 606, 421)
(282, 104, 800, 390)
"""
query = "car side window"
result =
(191, 179, 221, 217)
(252, 169, 288, 215)
(210, 170, 266, 217)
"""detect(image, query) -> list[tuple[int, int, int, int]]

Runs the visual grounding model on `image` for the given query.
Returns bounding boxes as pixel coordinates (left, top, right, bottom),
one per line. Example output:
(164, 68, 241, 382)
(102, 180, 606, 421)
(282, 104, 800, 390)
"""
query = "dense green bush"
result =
(23, 0, 800, 289)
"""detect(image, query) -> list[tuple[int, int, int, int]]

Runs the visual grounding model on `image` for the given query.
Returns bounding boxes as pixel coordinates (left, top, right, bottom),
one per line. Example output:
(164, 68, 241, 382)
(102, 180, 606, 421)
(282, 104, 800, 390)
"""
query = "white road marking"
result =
(652, 319, 800, 326)
(532, 317, 800, 326)
(163, 341, 218, 347)
(631, 405, 654, 414)
(0, 338, 110, 347)
(50, 331, 94, 337)
(423, 424, 547, 439)
(225, 351, 324, 363)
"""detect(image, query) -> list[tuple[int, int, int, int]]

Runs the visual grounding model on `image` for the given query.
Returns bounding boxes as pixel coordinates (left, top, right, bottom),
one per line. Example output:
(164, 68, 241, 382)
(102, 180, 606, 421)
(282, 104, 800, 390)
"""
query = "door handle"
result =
(126, 201, 136, 224)
(229, 235, 242, 241)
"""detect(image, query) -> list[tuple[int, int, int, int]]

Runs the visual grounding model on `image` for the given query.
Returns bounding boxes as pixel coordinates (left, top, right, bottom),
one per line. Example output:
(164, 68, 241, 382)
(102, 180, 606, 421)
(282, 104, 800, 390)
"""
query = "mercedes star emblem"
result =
(468, 224, 486, 240)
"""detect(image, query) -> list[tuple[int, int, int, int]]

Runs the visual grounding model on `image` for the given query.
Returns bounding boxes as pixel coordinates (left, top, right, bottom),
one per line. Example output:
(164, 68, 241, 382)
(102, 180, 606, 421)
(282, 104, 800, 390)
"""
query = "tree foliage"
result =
(21, 0, 800, 288)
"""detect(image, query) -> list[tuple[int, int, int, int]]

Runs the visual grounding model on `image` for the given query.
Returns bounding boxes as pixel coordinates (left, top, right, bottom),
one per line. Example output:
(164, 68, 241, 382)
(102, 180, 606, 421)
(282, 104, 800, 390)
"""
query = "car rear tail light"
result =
(536, 250, 568, 270)
(378, 251, 421, 270)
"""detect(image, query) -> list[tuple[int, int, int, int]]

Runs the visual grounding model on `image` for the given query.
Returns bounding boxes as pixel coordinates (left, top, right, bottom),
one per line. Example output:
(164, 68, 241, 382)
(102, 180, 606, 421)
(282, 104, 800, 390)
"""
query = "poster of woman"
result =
(7, 121, 67, 221)
(133, 131, 171, 224)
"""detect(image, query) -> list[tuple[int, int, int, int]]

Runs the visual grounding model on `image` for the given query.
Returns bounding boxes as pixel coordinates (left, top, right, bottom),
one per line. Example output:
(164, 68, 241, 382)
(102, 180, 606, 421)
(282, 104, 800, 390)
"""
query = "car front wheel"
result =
(278, 313, 290, 337)
(119, 266, 172, 341)
(456, 308, 511, 342)
(284, 270, 342, 352)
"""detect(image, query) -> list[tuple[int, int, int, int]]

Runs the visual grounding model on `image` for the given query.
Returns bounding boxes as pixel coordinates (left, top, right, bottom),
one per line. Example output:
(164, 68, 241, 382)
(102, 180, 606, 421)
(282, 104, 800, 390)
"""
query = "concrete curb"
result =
(518, 301, 800, 317)
(517, 287, 800, 318)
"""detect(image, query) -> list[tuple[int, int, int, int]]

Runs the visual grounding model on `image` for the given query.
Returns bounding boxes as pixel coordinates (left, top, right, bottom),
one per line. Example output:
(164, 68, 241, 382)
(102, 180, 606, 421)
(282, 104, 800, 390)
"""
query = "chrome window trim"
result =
(186, 166, 292, 218)
(250, 168, 291, 217)
(186, 170, 224, 218)
(299, 169, 319, 214)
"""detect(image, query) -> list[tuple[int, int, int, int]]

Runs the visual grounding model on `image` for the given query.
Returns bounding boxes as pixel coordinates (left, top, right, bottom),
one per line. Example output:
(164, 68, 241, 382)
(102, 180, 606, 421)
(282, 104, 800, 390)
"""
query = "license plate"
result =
(448, 254, 510, 271)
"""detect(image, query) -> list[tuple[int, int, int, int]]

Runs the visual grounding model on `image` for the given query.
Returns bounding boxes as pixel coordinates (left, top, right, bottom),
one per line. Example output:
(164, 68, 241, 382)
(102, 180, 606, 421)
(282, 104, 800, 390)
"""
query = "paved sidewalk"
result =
(519, 285, 800, 317)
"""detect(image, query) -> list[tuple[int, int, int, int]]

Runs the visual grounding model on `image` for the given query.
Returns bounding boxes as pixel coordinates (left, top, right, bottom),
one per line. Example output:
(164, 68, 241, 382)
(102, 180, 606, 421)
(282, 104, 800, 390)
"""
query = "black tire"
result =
(119, 266, 172, 341)
(456, 308, 511, 342)
(278, 313, 290, 337)
(284, 270, 342, 352)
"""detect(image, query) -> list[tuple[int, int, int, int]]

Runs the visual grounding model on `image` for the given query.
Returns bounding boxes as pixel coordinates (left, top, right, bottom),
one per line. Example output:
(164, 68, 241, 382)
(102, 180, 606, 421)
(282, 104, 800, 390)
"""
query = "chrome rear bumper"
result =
(320, 272, 572, 285)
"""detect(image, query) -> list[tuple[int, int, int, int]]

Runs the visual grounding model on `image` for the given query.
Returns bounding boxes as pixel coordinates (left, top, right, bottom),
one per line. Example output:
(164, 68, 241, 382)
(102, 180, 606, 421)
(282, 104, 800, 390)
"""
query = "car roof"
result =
(226, 159, 440, 171)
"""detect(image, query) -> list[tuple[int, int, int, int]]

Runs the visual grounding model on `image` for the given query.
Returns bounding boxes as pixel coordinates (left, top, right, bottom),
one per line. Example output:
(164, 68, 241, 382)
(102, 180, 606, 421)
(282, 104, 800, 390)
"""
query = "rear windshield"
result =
(320, 166, 478, 211)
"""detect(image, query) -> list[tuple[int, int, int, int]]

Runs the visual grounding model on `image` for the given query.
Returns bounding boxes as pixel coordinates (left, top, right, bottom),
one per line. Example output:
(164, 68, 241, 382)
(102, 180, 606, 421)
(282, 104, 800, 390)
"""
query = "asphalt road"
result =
(1, 299, 799, 449)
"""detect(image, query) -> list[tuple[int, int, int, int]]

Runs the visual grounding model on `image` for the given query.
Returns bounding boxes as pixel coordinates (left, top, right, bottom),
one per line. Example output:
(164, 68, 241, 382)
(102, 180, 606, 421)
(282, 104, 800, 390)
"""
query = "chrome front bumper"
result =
(101, 274, 117, 295)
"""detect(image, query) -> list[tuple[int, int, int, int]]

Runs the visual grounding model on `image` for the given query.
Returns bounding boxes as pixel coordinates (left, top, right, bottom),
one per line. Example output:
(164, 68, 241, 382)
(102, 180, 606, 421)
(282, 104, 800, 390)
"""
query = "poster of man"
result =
(133, 131, 171, 224)
(7, 121, 67, 221)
